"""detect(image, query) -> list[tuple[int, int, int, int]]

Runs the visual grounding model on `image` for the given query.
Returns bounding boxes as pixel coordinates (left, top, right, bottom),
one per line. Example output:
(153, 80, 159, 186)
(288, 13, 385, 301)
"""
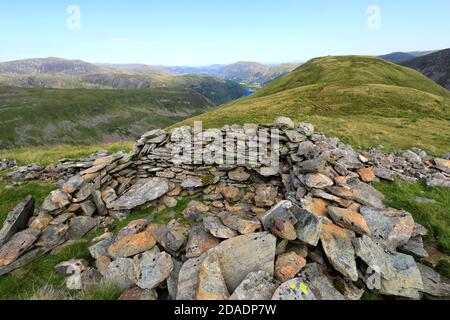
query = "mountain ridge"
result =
(401, 48, 450, 90)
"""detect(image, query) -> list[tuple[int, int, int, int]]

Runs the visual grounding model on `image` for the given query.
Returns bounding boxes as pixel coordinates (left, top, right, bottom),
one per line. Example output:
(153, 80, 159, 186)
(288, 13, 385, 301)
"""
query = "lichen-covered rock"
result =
(228, 167, 251, 182)
(379, 253, 424, 299)
(166, 220, 189, 252)
(118, 287, 158, 300)
(272, 278, 317, 300)
(273, 116, 295, 129)
(35, 223, 68, 247)
(320, 224, 358, 281)
(197, 251, 230, 300)
(176, 255, 207, 300)
(417, 263, 450, 298)
(102, 258, 137, 291)
(108, 231, 157, 258)
(360, 206, 414, 250)
(327, 206, 371, 236)
(185, 225, 220, 258)
(203, 216, 238, 239)
(297, 263, 345, 300)
(135, 250, 173, 290)
(260, 200, 297, 231)
(353, 235, 395, 280)
(0, 228, 40, 266)
(230, 271, 279, 300)
(304, 173, 334, 189)
(275, 252, 306, 282)
(350, 182, 385, 209)
(292, 207, 322, 246)
(218, 211, 261, 234)
(67, 216, 98, 240)
(254, 185, 278, 207)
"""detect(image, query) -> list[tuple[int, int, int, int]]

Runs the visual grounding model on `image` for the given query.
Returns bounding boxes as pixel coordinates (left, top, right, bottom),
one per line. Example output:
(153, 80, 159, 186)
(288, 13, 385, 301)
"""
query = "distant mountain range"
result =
(0, 58, 247, 105)
(377, 50, 436, 63)
(167, 62, 300, 89)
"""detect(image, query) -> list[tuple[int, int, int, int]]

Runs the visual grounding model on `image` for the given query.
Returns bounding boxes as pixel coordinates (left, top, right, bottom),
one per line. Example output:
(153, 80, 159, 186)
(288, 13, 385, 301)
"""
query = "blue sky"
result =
(0, 0, 449, 66)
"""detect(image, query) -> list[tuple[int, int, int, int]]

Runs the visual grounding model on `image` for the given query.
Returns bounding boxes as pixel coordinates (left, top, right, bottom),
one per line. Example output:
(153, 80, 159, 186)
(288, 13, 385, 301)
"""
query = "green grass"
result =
(0, 86, 214, 149)
(436, 259, 450, 278)
(0, 141, 133, 166)
(0, 240, 91, 300)
(374, 180, 450, 254)
(80, 283, 123, 300)
(171, 56, 450, 154)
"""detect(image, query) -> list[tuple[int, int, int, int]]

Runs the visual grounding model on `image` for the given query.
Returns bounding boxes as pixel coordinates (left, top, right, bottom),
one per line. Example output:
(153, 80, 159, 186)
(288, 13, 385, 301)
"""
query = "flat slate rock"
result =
(0, 195, 35, 247)
(68, 216, 98, 240)
(0, 228, 40, 266)
(320, 223, 358, 281)
(360, 206, 414, 251)
(107, 177, 169, 211)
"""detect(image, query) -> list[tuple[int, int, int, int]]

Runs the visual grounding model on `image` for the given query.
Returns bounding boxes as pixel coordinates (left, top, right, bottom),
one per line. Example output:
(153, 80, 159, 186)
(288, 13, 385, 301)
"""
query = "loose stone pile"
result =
(0, 159, 16, 172)
(4, 150, 110, 183)
(0, 116, 449, 300)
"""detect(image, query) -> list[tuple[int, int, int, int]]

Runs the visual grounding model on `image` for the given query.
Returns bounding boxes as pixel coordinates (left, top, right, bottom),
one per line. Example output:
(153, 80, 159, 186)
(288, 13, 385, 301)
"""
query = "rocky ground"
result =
(0, 116, 450, 300)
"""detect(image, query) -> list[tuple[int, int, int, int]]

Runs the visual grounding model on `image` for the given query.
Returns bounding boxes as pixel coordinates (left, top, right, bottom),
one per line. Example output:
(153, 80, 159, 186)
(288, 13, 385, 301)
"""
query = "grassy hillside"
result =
(172, 56, 450, 154)
(0, 73, 246, 106)
(0, 86, 214, 149)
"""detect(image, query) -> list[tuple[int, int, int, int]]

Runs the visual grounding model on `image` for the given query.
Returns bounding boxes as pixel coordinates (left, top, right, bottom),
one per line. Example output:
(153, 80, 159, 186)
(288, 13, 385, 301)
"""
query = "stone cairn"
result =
(0, 116, 449, 300)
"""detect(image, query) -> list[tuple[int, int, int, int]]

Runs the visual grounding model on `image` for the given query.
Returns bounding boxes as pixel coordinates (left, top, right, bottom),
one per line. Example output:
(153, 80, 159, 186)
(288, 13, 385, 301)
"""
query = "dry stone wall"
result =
(0, 116, 450, 300)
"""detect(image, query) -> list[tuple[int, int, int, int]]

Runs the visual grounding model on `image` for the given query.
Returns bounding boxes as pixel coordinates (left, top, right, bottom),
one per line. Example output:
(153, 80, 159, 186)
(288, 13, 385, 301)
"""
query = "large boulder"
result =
(214, 232, 276, 292)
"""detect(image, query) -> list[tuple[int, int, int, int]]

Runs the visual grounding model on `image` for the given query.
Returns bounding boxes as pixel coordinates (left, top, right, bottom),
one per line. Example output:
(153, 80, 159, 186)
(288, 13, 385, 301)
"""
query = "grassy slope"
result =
(172, 56, 450, 154)
(0, 86, 214, 149)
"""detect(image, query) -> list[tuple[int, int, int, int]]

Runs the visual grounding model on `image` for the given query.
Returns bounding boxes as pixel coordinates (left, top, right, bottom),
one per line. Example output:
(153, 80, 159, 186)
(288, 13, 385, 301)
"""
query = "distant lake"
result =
(243, 90, 254, 97)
